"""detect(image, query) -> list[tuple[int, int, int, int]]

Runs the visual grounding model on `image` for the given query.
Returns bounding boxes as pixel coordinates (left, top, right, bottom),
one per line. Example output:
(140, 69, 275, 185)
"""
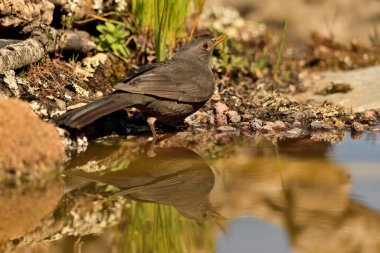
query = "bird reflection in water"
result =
(68, 146, 225, 221)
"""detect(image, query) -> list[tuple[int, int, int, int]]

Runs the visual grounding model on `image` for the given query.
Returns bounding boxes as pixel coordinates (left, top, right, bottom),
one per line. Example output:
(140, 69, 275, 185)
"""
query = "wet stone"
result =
(351, 122, 364, 133)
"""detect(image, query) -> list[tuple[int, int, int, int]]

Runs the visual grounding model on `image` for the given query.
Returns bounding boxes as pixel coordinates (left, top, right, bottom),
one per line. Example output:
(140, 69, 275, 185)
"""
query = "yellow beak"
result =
(212, 35, 228, 46)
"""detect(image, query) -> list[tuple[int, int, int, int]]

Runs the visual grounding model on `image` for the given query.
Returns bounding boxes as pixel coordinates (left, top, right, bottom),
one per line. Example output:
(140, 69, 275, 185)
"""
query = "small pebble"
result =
(309, 120, 334, 131)
(239, 122, 250, 132)
(227, 110, 241, 123)
(292, 121, 301, 127)
(334, 119, 345, 129)
(351, 122, 364, 133)
(260, 125, 274, 134)
(361, 110, 376, 121)
(213, 102, 229, 115)
(272, 120, 286, 130)
(217, 125, 237, 132)
(285, 128, 303, 138)
(241, 114, 253, 121)
(215, 114, 228, 126)
(250, 118, 263, 131)
(54, 98, 66, 110)
(64, 93, 72, 102)
(185, 111, 208, 126)
(287, 112, 305, 122)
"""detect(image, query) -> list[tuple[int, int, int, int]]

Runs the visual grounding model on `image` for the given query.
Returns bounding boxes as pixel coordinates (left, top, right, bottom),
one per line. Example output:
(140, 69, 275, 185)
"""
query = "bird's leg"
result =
(147, 117, 158, 139)
(146, 117, 158, 157)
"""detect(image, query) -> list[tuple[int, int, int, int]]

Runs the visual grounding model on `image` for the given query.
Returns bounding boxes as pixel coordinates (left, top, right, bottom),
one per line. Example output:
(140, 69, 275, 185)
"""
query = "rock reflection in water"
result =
(69, 147, 224, 221)
(213, 138, 380, 253)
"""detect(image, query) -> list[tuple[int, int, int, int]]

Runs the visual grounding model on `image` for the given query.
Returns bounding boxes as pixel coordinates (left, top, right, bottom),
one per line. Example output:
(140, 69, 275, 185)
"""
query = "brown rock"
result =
(351, 122, 364, 133)
(0, 98, 65, 180)
(215, 114, 228, 126)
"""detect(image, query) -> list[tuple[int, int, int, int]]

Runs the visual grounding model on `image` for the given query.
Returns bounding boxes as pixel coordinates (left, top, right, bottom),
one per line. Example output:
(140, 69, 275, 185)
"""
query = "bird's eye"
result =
(203, 43, 209, 50)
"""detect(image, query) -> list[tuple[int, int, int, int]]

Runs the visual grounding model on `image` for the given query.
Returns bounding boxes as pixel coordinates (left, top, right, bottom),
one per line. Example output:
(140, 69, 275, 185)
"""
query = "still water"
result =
(1, 131, 379, 253)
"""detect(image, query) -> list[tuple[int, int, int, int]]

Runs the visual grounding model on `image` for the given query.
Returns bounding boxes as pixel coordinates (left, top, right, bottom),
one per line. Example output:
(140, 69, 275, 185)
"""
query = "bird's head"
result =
(174, 34, 228, 65)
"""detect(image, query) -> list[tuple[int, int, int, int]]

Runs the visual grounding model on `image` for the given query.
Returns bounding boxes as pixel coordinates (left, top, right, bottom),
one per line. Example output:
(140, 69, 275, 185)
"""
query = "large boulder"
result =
(0, 98, 65, 180)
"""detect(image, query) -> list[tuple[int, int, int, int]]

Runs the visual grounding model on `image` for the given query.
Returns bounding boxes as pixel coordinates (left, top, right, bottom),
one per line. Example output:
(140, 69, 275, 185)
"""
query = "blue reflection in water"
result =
(331, 133, 380, 211)
(217, 218, 291, 253)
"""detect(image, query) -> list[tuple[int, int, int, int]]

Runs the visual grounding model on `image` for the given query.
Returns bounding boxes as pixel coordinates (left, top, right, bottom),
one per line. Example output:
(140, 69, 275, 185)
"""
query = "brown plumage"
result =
(55, 34, 228, 137)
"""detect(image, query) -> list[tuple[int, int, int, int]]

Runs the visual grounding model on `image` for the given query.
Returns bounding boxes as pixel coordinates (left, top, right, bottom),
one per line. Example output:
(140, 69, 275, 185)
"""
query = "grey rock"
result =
(302, 66, 380, 111)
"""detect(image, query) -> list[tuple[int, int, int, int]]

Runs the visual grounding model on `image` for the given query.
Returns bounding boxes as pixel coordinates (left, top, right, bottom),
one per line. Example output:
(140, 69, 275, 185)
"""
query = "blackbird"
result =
(55, 34, 227, 137)
(67, 146, 225, 221)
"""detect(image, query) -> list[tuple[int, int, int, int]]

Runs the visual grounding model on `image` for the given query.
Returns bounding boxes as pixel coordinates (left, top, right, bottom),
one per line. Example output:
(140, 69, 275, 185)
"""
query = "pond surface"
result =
(1, 131, 379, 253)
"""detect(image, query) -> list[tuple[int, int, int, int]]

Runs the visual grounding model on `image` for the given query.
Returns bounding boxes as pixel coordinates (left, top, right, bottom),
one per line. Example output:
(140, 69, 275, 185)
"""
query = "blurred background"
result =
(207, 0, 380, 45)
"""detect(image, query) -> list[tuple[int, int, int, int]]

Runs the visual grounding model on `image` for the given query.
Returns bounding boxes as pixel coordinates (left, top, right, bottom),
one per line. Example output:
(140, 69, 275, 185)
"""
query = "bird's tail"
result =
(55, 93, 138, 128)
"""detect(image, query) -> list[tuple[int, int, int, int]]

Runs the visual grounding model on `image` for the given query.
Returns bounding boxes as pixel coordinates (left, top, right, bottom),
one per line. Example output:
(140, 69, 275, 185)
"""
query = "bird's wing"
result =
(115, 63, 159, 83)
(113, 62, 213, 103)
